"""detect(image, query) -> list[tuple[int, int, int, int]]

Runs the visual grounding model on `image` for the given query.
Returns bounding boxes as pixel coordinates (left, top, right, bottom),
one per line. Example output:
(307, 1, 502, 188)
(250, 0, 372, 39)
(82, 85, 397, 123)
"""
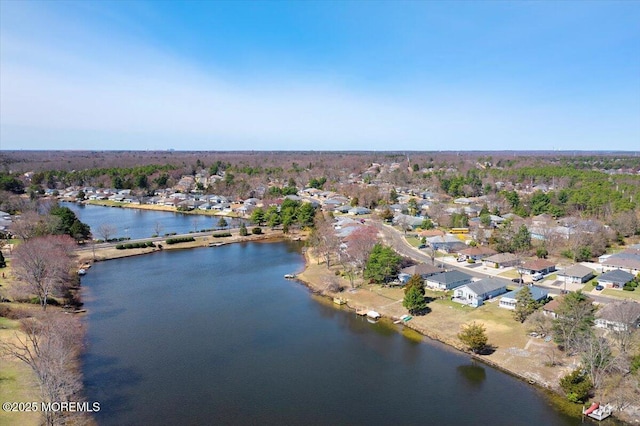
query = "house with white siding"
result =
(425, 270, 473, 291)
(498, 286, 548, 310)
(452, 278, 509, 307)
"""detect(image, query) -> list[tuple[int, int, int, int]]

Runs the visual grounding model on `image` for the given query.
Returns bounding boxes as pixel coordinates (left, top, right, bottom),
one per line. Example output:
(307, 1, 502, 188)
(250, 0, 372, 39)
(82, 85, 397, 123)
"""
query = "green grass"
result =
(0, 317, 19, 329)
(546, 273, 558, 281)
(405, 236, 421, 247)
(601, 288, 640, 301)
(498, 269, 520, 279)
(582, 277, 598, 292)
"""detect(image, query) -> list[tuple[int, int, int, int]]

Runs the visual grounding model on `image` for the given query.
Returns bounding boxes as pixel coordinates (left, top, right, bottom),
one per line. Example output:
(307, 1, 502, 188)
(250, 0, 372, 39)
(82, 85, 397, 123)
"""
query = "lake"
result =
(63, 201, 241, 240)
(81, 241, 580, 425)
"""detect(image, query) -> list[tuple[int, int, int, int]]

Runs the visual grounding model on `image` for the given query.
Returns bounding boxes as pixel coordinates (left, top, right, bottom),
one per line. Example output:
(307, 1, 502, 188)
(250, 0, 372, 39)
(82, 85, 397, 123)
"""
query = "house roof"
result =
(461, 277, 509, 296)
(558, 264, 595, 279)
(501, 285, 548, 302)
(418, 229, 445, 238)
(543, 298, 562, 313)
(521, 259, 556, 271)
(484, 253, 517, 263)
(602, 250, 640, 270)
(427, 270, 472, 284)
(458, 246, 497, 257)
(401, 263, 441, 276)
(598, 269, 634, 284)
(596, 301, 640, 323)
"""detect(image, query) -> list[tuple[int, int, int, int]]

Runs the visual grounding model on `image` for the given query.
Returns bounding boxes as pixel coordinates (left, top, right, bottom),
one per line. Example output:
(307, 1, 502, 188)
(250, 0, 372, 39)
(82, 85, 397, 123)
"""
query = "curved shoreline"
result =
(73, 232, 635, 423)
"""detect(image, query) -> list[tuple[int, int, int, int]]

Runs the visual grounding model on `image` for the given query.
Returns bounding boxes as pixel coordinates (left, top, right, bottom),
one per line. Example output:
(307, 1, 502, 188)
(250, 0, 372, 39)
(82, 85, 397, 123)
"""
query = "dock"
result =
(583, 402, 613, 421)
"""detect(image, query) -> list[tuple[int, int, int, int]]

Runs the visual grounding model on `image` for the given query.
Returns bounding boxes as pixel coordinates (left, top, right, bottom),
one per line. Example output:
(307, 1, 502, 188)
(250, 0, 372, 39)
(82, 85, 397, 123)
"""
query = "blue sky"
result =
(1, 0, 639, 151)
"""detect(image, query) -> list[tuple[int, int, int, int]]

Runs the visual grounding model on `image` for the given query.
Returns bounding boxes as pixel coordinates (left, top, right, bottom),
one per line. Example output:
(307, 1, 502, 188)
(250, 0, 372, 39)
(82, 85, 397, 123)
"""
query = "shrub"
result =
(166, 237, 196, 245)
(559, 369, 592, 403)
(146, 241, 155, 247)
(213, 232, 232, 238)
(116, 244, 125, 250)
(124, 243, 133, 249)
(252, 227, 262, 235)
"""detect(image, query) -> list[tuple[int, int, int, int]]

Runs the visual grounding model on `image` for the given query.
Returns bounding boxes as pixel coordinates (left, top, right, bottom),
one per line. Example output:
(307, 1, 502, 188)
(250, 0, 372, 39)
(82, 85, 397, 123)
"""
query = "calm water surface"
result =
(81, 242, 580, 426)
(64, 202, 240, 240)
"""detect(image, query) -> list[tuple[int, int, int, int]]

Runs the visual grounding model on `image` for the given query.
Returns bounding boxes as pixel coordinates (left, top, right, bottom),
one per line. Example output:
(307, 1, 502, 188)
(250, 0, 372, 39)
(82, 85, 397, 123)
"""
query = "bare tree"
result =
(97, 223, 117, 242)
(579, 334, 614, 390)
(603, 301, 640, 353)
(153, 220, 164, 237)
(12, 235, 76, 310)
(191, 216, 201, 232)
(10, 211, 60, 241)
(345, 225, 379, 278)
(0, 312, 84, 425)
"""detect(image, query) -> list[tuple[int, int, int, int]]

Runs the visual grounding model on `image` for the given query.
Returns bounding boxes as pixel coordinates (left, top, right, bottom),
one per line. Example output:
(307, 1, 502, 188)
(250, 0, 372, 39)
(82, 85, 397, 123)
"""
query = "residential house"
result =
(542, 298, 561, 319)
(557, 264, 596, 284)
(483, 253, 519, 269)
(597, 269, 634, 290)
(425, 270, 473, 291)
(518, 259, 556, 276)
(498, 286, 548, 310)
(398, 264, 442, 283)
(453, 278, 509, 307)
(426, 234, 467, 253)
(601, 248, 640, 275)
(595, 301, 640, 331)
(457, 246, 497, 262)
(348, 207, 371, 215)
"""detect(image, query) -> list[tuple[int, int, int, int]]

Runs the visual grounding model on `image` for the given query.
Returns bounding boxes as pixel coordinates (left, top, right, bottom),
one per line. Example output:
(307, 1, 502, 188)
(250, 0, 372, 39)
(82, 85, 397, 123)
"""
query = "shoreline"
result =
(5, 230, 632, 424)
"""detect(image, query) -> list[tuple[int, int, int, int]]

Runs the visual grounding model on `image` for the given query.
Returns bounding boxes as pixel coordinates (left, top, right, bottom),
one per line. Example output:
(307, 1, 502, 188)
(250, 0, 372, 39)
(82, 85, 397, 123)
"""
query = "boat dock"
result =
(583, 402, 613, 421)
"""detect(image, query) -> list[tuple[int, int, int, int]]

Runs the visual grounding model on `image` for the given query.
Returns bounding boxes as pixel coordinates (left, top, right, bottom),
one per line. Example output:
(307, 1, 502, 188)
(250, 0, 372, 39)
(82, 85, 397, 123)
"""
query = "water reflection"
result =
(457, 362, 487, 388)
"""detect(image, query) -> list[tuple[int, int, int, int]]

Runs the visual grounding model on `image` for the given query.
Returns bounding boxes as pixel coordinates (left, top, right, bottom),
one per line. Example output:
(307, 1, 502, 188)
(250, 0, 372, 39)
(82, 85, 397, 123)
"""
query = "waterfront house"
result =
(498, 286, 548, 310)
(425, 270, 473, 291)
(399, 264, 442, 283)
(557, 264, 596, 284)
(595, 301, 640, 331)
(542, 298, 561, 319)
(597, 269, 634, 290)
(453, 278, 509, 307)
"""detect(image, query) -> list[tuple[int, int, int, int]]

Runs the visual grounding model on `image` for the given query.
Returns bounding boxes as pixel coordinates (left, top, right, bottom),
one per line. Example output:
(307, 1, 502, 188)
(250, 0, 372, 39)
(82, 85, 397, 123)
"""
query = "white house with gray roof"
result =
(453, 278, 509, 307)
(499, 286, 548, 310)
(425, 270, 473, 291)
(557, 264, 596, 284)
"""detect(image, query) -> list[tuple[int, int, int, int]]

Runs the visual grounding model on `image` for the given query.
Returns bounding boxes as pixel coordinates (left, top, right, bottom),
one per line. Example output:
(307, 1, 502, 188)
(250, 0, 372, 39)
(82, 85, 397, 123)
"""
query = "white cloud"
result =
(1, 8, 638, 151)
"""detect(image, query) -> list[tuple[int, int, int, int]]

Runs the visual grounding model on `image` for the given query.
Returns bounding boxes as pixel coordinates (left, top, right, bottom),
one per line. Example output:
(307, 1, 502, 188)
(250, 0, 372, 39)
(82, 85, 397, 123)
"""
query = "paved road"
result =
(371, 219, 618, 304)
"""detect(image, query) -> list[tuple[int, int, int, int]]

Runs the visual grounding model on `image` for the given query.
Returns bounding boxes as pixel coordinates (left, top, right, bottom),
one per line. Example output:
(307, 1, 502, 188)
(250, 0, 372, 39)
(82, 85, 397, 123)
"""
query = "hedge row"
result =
(166, 237, 196, 245)
(212, 232, 232, 238)
(116, 241, 156, 250)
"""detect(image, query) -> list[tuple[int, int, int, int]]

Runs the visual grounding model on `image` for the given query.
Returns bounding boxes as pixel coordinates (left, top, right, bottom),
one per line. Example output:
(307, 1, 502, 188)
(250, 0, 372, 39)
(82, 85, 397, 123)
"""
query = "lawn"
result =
(582, 277, 598, 292)
(498, 269, 520, 279)
(405, 236, 421, 247)
(601, 288, 640, 301)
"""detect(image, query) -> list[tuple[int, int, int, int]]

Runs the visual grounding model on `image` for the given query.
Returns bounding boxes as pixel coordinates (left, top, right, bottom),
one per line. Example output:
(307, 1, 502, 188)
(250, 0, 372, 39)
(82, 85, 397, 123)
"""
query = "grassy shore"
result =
(296, 248, 594, 419)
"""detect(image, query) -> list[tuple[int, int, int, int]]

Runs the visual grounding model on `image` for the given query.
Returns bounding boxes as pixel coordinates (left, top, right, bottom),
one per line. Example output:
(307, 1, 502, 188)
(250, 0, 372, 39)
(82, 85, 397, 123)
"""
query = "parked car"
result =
(456, 256, 466, 262)
(531, 272, 544, 281)
(595, 285, 604, 291)
(512, 277, 523, 284)
(418, 244, 427, 249)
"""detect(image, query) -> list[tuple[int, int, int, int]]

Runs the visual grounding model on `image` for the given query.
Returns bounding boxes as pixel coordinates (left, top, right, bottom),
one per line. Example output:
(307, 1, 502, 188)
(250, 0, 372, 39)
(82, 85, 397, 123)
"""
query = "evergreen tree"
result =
(239, 222, 248, 236)
(0, 251, 6, 268)
(513, 286, 537, 323)
(457, 322, 489, 354)
(364, 244, 401, 284)
(250, 208, 265, 226)
(403, 283, 428, 315)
